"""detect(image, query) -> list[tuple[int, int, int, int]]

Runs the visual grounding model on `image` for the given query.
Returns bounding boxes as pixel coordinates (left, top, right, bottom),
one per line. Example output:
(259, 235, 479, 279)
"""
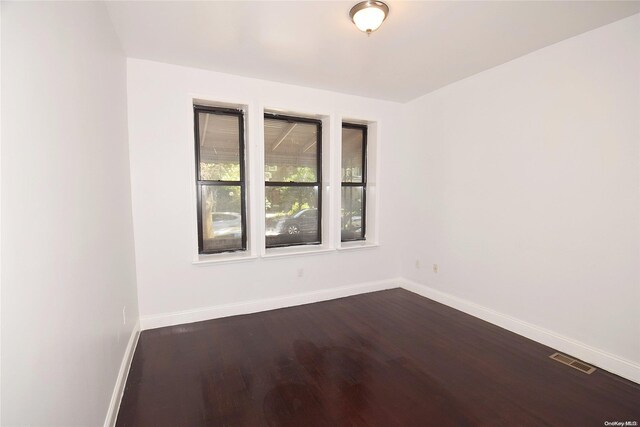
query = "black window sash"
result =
(341, 123, 367, 242)
(264, 113, 322, 248)
(194, 105, 247, 254)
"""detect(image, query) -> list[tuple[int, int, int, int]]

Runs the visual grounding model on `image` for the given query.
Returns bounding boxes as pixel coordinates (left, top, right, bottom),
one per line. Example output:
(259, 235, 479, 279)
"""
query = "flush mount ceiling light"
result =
(349, 1, 389, 35)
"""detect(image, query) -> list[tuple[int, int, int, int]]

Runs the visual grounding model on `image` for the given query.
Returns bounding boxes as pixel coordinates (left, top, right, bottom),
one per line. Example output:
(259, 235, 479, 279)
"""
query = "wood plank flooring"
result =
(116, 289, 640, 426)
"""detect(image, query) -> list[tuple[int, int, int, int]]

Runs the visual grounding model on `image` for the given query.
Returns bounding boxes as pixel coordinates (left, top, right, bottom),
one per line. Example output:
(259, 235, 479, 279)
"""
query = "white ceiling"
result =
(106, 1, 640, 102)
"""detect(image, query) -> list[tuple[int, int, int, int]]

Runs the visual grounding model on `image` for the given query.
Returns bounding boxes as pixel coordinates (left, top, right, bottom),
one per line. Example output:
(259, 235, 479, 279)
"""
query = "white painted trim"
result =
(141, 278, 400, 330)
(400, 278, 640, 384)
(192, 254, 258, 266)
(262, 247, 334, 260)
(103, 320, 141, 427)
(336, 242, 379, 251)
(186, 94, 259, 262)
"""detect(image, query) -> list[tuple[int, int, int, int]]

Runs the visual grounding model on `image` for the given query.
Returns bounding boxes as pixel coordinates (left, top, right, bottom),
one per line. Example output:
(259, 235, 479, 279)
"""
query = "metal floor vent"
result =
(549, 352, 596, 374)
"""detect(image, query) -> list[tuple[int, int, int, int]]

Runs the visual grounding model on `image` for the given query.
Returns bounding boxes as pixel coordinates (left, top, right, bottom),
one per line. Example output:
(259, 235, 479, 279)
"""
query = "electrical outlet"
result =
(433, 264, 439, 273)
(415, 260, 421, 269)
(297, 268, 304, 278)
(122, 306, 126, 325)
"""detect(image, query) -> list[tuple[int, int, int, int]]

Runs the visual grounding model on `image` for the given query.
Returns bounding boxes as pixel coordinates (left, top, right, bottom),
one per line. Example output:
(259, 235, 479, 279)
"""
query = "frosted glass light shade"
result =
(349, 1, 389, 34)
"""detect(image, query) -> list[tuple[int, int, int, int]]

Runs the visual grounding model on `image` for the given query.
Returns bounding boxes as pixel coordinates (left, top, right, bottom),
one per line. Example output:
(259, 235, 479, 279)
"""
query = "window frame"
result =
(264, 112, 323, 249)
(194, 105, 247, 254)
(341, 122, 367, 242)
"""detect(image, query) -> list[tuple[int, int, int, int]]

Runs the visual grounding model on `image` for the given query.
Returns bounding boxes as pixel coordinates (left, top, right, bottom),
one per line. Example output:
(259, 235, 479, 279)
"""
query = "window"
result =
(264, 113, 322, 248)
(194, 106, 247, 254)
(341, 123, 367, 241)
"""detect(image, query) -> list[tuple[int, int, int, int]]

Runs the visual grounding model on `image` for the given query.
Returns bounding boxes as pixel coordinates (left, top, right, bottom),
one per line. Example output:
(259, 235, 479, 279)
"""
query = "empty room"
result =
(2, 1, 640, 426)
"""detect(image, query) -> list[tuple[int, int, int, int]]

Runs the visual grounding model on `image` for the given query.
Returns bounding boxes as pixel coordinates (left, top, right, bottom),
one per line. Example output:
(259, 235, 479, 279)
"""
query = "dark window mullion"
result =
(238, 112, 247, 253)
(362, 125, 367, 186)
(194, 105, 246, 254)
(196, 182, 246, 253)
(264, 113, 322, 249)
(264, 112, 322, 125)
(360, 125, 367, 240)
(265, 182, 319, 187)
(341, 123, 367, 242)
(198, 180, 244, 186)
(195, 105, 243, 116)
(264, 183, 321, 249)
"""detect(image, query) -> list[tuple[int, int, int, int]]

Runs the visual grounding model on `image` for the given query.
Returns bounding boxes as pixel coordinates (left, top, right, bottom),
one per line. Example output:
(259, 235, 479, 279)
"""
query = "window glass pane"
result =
(198, 112, 241, 181)
(200, 185, 243, 252)
(264, 118, 318, 182)
(342, 127, 364, 183)
(341, 186, 364, 240)
(265, 186, 319, 246)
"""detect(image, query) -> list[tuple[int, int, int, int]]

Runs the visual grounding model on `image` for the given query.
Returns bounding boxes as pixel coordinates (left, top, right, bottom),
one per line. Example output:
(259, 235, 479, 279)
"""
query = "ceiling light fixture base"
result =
(349, 1, 389, 34)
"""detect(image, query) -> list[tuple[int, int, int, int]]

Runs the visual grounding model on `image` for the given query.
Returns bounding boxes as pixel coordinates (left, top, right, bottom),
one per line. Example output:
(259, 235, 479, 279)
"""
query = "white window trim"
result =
(187, 94, 258, 264)
(262, 246, 335, 260)
(186, 96, 382, 263)
(193, 253, 259, 266)
(260, 107, 333, 257)
(337, 241, 379, 251)
(337, 117, 380, 249)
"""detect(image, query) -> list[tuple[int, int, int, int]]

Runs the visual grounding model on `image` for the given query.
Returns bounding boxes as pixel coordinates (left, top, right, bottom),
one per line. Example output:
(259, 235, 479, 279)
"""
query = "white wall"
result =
(402, 14, 640, 367)
(3, 7, 637, 424)
(126, 59, 405, 324)
(1, 3, 139, 426)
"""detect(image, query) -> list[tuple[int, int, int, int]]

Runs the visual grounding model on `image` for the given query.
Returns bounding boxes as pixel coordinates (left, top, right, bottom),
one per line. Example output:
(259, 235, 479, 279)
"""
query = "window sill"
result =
(193, 252, 258, 266)
(262, 246, 335, 260)
(190, 242, 376, 264)
(337, 241, 379, 251)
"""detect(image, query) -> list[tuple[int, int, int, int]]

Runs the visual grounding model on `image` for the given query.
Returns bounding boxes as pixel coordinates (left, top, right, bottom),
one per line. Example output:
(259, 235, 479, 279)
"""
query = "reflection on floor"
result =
(116, 289, 640, 426)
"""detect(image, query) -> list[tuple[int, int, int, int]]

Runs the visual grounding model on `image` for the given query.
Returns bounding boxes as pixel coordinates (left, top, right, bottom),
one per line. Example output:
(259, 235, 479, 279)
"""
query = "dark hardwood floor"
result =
(116, 289, 640, 426)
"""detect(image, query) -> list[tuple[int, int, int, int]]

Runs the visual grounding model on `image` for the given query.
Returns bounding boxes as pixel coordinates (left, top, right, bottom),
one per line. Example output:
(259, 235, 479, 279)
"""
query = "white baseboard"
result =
(400, 278, 640, 384)
(140, 279, 400, 330)
(104, 320, 140, 427)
